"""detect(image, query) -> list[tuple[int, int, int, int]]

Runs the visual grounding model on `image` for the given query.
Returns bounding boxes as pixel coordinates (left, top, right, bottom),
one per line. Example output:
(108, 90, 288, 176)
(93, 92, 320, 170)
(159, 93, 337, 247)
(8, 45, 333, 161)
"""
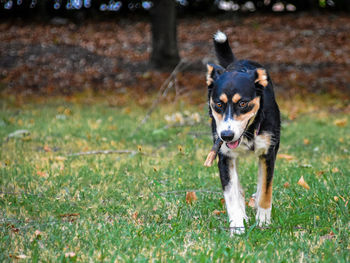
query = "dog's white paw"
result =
(229, 219, 245, 236)
(256, 207, 271, 227)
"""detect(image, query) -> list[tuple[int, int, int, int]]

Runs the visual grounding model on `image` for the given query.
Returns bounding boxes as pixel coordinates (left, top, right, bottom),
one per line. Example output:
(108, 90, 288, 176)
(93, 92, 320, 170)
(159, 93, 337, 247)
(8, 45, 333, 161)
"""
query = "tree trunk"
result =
(150, 0, 180, 70)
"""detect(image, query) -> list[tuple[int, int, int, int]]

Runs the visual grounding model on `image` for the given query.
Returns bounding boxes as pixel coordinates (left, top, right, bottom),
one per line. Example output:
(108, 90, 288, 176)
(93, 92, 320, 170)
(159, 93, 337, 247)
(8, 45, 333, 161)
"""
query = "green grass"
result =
(0, 99, 349, 262)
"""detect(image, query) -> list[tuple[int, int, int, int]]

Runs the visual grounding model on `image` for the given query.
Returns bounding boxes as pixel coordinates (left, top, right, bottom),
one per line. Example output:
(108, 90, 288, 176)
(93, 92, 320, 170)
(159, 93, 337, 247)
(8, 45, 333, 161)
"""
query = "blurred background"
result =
(0, 0, 349, 109)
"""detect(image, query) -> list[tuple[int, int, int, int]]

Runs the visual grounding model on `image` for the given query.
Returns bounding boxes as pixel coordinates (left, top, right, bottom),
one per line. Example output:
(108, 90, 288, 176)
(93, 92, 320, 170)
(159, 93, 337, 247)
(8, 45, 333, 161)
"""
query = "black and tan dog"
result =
(206, 31, 281, 235)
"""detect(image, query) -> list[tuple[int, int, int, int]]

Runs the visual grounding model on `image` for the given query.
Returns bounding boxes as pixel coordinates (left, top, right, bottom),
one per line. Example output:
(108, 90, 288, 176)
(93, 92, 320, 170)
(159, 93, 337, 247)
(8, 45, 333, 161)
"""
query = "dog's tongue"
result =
(227, 139, 240, 149)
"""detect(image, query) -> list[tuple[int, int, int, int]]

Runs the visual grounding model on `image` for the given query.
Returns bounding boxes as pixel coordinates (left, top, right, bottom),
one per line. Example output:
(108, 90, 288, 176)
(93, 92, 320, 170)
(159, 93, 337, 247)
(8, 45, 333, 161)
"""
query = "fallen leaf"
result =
(63, 108, 72, 116)
(55, 156, 66, 161)
(297, 176, 310, 190)
(212, 209, 226, 215)
(315, 170, 325, 177)
(9, 224, 19, 233)
(303, 138, 310, 145)
(34, 230, 42, 237)
(220, 198, 225, 206)
(132, 211, 138, 220)
(59, 213, 80, 222)
(36, 171, 49, 178)
(338, 195, 346, 202)
(277, 154, 295, 161)
(320, 231, 335, 243)
(65, 252, 76, 258)
(10, 254, 27, 259)
(248, 197, 256, 207)
(333, 118, 347, 127)
(332, 167, 339, 173)
(186, 191, 197, 204)
(43, 145, 52, 152)
(283, 182, 290, 188)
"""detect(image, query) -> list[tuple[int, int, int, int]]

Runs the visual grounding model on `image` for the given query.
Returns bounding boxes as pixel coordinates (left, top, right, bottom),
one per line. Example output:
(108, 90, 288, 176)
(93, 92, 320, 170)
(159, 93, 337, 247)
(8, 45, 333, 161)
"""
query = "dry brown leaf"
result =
(10, 254, 27, 259)
(65, 252, 76, 258)
(303, 138, 310, 145)
(36, 171, 49, 178)
(186, 191, 197, 204)
(333, 118, 347, 127)
(220, 198, 225, 206)
(315, 170, 325, 177)
(9, 224, 19, 233)
(59, 213, 79, 223)
(320, 231, 335, 243)
(55, 156, 66, 161)
(34, 230, 42, 237)
(277, 154, 295, 161)
(132, 211, 138, 220)
(283, 182, 290, 188)
(338, 195, 346, 202)
(212, 210, 226, 215)
(297, 176, 310, 190)
(332, 167, 339, 173)
(248, 197, 256, 208)
(43, 145, 52, 152)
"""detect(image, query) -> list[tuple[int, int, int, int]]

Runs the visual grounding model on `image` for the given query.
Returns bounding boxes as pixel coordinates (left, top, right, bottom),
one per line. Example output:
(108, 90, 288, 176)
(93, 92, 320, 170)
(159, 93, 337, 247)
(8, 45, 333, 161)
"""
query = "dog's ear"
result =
(206, 63, 225, 87)
(254, 68, 268, 88)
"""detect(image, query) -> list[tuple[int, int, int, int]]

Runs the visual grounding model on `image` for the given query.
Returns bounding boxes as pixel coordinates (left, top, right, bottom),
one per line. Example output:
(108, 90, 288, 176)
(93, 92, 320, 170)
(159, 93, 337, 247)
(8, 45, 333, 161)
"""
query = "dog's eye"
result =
(239, 101, 248, 108)
(216, 102, 223, 108)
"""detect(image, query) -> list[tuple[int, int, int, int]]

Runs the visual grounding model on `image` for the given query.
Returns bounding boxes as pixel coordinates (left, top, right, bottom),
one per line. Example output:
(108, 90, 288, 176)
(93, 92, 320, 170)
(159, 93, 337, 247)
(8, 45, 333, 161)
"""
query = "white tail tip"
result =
(214, 30, 227, 43)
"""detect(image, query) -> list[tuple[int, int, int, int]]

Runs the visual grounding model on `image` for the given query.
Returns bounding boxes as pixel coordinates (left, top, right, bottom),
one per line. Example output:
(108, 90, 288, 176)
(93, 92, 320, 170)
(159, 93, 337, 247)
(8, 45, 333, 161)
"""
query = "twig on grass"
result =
(67, 150, 137, 157)
(132, 59, 188, 135)
(158, 189, 222, 196)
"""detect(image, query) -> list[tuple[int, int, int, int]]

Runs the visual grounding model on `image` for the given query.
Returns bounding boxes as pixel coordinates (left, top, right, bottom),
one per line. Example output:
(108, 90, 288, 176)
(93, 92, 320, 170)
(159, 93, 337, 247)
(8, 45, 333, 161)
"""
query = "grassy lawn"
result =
(0, 97, 349, 262)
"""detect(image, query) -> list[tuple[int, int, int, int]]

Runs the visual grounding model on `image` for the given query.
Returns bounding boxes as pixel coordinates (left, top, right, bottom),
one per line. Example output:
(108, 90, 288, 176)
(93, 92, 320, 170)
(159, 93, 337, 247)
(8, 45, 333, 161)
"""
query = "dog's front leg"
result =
(255, 155, 275, 226)
(218, 153, 247, 235)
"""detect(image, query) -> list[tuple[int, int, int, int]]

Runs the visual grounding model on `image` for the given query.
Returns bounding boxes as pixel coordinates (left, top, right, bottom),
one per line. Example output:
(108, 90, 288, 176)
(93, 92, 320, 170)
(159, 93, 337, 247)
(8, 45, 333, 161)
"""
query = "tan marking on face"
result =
(234, 97, 260, 122)
(258, 157, 273, 209)
(219, 93, 228, 103)
(210, 97, 223, 121)
(232, 93, 242, 103)
(255, 68, 268, 87)
(206, 64, 214, 86)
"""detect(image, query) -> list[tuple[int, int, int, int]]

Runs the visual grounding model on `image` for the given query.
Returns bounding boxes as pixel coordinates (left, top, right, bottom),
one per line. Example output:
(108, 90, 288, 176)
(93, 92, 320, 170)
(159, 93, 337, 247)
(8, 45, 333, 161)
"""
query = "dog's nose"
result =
(220, 130, 234, 141)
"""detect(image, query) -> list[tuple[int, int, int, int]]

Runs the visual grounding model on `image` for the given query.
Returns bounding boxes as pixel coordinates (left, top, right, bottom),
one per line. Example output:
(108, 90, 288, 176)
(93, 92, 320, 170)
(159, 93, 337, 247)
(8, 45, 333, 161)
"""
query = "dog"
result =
(206, 31, 281, 235)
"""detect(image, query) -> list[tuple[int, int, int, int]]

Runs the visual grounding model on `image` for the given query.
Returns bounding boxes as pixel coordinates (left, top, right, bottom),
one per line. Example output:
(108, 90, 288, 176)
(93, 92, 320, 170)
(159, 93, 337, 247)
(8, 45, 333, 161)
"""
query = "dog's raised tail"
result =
(213, 31, 235, 68)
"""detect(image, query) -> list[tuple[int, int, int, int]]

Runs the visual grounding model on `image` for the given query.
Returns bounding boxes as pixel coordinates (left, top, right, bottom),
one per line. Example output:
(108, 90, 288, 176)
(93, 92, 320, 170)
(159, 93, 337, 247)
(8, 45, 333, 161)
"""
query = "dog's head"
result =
(207, 64, 268, 149)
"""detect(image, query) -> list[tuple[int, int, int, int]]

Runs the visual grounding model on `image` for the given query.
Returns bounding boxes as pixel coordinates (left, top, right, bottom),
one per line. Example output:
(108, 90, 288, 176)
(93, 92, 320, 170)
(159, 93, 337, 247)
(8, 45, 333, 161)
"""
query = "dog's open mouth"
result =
(226, 138, 241, 149)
